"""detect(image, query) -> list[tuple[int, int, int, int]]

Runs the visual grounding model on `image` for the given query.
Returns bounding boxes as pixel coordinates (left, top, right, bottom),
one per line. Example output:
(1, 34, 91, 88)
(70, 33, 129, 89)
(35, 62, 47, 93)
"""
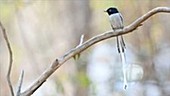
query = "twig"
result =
(77, 34, 84, 48)
(17, 70, 24, 96)
(18, 7, 170, 96)
(0, 22, 14, 96)
(74, 34, 85, 60)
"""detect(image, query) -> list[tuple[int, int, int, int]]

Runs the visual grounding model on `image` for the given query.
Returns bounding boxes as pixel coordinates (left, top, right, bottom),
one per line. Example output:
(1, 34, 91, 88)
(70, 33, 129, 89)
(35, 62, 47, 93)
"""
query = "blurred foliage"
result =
(77, 71, 90, 88)
(0, 0, 24, 22)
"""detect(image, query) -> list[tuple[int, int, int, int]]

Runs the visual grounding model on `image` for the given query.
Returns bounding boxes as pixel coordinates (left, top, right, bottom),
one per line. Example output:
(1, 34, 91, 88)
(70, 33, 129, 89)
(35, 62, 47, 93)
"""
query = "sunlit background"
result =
(0, 0, 170, 96)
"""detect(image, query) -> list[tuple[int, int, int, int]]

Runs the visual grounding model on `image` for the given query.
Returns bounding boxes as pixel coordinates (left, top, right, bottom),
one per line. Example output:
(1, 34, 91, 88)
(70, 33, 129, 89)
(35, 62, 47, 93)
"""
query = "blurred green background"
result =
(0, 0, 170, 96)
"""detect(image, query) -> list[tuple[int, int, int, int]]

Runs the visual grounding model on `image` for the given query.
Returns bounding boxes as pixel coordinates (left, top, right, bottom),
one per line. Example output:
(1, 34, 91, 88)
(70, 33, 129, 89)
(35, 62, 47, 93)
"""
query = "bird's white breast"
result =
(109, 13, 123, 29)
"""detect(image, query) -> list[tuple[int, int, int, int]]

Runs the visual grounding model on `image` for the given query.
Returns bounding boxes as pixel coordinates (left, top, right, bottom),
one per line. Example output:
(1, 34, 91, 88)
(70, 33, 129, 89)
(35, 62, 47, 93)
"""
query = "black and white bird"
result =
(105, 7, 128, 89)
(105, 7, 125, 53)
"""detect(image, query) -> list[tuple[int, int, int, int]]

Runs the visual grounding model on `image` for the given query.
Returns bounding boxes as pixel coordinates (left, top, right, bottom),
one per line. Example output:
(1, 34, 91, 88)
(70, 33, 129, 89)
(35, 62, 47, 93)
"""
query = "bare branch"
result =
(19, 7, 170, 96)
(17, 70, 24, 96)
(125, 7, 170, 32)
(0, 22, 14, 96)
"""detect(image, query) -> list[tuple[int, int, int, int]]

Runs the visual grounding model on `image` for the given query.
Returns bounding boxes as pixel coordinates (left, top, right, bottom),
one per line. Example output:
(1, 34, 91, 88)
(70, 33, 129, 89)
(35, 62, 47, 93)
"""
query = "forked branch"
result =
(20, 7, 170, 96)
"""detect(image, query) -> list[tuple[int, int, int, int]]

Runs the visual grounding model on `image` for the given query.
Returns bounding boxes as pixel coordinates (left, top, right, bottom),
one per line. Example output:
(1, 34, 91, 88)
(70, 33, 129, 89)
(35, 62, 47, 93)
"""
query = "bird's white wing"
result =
(119, 13, 124, 28)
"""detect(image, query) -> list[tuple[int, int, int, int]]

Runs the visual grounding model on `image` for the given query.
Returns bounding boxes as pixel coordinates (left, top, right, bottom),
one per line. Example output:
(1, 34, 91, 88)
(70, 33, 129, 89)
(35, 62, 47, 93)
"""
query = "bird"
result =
(105, 7, 128, 90)
(104, 7, 125, 53)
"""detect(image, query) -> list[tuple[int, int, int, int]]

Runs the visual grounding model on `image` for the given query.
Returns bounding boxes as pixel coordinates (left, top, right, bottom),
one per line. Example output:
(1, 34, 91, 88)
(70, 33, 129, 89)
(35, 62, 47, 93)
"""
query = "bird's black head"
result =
(105, 7, 119, 15)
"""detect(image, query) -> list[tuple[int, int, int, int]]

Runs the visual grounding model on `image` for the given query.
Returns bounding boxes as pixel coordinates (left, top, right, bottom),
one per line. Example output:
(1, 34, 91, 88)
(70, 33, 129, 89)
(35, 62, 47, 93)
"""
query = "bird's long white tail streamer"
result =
(120, 51, 127, 90)
(118, 36, 127, 90)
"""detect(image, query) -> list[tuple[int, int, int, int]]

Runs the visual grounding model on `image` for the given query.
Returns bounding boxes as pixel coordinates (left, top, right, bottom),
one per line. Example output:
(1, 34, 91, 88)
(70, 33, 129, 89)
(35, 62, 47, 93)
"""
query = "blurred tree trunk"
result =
(54, 1, 92, 96)
(67, 1, 92, 96)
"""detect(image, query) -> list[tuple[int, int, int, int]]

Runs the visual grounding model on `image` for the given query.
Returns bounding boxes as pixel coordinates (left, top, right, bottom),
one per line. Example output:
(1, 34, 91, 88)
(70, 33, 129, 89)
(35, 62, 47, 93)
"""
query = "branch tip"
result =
(51, 59, 59, 68)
